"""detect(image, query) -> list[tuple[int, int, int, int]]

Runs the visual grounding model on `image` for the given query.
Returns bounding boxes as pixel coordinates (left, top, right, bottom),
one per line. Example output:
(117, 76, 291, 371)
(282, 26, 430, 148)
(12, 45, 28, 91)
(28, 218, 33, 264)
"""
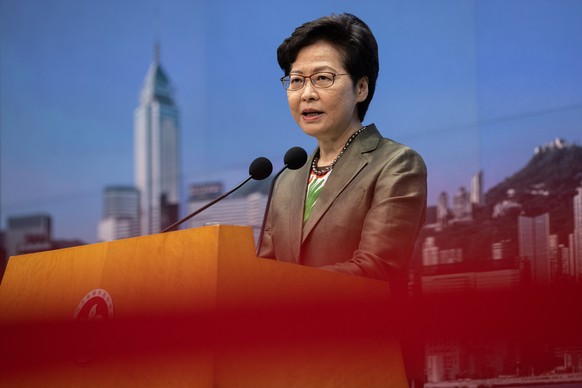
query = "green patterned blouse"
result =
(304, 170, 331, 224)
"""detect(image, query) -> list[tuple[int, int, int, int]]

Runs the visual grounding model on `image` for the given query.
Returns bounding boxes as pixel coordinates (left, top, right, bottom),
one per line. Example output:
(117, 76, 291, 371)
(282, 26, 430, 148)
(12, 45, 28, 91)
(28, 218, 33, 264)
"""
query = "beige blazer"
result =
(258, 124, 427, 283)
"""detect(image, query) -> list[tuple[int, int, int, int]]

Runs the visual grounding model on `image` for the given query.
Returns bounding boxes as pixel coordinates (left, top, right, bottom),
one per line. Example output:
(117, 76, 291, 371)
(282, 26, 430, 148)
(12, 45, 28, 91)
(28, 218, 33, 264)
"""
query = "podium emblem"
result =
(74, 288, 114, 321)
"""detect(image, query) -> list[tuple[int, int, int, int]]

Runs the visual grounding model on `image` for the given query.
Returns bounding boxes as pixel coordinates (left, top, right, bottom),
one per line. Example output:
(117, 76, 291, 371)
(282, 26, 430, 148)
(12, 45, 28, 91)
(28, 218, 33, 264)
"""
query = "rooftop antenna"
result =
(154, 41, 161, 64)
(153, 0, 161, 63)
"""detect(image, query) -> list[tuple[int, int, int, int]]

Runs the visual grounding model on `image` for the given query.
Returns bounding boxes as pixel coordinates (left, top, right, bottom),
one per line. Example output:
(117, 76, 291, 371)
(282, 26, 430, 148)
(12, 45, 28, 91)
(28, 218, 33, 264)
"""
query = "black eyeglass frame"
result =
(280, 72, 348, 91)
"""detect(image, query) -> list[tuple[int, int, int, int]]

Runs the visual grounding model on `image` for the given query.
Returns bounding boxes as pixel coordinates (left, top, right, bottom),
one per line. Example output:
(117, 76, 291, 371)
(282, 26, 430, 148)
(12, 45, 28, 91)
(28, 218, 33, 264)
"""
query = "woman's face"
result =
(286, 41, 368, 143)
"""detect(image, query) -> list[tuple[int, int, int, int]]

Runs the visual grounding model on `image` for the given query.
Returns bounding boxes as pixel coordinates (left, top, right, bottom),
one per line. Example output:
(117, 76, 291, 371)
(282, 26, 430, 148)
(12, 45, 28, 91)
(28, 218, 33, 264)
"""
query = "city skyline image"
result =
(1, 1, 581, 244)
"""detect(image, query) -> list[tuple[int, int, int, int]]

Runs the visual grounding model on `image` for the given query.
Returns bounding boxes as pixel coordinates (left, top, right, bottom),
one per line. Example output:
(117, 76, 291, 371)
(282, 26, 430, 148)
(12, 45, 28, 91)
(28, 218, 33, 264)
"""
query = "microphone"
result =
(256, 147, 308, 255)
(161, 156, 273, 233)
(284, 146, 309, 170)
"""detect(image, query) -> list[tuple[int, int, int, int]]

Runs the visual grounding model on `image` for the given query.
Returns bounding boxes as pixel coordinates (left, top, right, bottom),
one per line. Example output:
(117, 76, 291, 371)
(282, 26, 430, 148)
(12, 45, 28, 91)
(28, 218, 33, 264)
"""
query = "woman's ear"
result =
(356, 76, 369, 103)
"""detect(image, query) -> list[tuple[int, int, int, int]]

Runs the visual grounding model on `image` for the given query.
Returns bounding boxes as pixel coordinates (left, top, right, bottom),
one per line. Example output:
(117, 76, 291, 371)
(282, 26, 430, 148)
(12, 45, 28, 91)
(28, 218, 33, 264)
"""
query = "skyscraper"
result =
(573, 185, 582, 279)
(134, 44, 180, 235)
(452, 187, 472, 222)
(470, 170, 484, 206)
(518, 213, 550, 284)
(437, 192, 449, 227)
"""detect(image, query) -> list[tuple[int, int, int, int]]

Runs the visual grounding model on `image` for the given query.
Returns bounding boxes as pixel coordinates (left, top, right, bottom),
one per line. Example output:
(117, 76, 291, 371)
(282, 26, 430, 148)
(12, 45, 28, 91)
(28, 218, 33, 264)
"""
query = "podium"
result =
(0, 225, 408, 387)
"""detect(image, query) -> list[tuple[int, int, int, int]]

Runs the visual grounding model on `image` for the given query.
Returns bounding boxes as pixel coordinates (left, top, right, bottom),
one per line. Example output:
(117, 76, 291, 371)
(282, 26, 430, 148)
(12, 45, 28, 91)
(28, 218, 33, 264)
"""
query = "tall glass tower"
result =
(518, 213, 550, 284)
(134, 44, 180, 235)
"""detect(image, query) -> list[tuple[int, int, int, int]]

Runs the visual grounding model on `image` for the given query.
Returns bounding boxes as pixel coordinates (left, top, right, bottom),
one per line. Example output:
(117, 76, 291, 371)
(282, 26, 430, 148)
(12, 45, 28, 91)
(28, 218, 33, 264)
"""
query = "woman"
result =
(258, 13, 427, 285)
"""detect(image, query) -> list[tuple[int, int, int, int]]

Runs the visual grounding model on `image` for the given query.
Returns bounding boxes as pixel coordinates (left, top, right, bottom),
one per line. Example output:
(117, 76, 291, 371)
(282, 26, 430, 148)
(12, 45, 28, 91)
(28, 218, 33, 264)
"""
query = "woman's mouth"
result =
(302, 110, 323, 119)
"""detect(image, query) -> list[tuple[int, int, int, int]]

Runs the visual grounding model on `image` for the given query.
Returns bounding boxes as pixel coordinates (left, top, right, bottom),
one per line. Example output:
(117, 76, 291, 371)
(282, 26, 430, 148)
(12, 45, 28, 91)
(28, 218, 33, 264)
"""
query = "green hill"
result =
(411, 142, 582, 268)
(485, 143, 582, 241)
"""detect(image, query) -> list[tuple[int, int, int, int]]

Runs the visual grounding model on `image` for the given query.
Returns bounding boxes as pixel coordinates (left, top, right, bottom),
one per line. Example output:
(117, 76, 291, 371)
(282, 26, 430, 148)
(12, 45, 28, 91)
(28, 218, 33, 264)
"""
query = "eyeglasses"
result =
(280, 72, 348, 91)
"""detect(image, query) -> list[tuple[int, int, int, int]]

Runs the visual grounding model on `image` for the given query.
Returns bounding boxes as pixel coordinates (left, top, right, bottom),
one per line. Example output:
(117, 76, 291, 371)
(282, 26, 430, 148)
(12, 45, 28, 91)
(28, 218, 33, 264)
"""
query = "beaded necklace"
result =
(311, 126, 367, 176)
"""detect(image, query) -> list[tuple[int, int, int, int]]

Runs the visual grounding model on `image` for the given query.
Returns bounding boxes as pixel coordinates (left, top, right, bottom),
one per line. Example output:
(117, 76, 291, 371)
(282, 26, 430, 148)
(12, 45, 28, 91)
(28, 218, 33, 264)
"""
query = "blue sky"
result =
(1, 0, 581, 244)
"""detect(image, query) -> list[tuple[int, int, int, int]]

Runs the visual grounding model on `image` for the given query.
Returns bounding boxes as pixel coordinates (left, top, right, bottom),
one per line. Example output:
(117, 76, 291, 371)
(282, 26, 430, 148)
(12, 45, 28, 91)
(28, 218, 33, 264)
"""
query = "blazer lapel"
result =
(302, 125, 381, 244)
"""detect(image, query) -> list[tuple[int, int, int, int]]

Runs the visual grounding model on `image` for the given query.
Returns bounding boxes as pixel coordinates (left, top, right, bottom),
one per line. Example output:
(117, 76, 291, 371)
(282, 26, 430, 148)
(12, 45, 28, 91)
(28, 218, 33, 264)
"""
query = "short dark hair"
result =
(277, 13, 379, 122)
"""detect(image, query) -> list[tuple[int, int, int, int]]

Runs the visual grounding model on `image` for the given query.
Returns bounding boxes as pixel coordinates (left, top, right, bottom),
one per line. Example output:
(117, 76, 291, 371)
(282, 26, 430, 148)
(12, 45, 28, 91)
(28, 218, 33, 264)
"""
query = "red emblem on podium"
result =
(74, 288, 114, 321)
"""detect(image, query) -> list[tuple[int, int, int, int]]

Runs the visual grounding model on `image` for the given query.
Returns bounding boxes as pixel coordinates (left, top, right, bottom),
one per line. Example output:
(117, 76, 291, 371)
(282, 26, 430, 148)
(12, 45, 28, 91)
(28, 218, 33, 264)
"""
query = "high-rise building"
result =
(439, 248, 463, 265)
(470, 170, 483, 206)
(97, 186, 140, 241)
(518, 213, 550, 284)
(559, 244, 570, 278)
(134, 44, 180, 235)
(573, 185, 582, 280)
(437, 192, 449, 227)
(492, 240, 512, 260)
(549, 234, 560, 281)
(426, 339, 462, 383)
(422, 237, 439, 266)
(569, 232, 577, 278)
(452, 186, 472, 222)
(5, 214, 52, 257)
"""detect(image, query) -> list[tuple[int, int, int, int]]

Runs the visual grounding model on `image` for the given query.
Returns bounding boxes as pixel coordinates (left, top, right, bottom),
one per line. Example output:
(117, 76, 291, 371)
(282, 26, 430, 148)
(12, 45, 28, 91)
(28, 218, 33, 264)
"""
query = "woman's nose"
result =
(301, 79, 318, 101)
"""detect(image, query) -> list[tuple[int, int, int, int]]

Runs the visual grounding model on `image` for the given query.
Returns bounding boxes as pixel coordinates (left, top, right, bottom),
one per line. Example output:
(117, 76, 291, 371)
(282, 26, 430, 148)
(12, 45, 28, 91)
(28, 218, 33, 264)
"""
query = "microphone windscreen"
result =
(284, 147, 308, 170)
(249, 157, 273, 180)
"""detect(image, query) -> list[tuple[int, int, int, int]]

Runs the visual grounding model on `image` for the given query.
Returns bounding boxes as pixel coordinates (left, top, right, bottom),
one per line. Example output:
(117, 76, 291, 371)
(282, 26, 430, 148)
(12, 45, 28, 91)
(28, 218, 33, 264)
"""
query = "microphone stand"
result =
(256, 167, 287, 255)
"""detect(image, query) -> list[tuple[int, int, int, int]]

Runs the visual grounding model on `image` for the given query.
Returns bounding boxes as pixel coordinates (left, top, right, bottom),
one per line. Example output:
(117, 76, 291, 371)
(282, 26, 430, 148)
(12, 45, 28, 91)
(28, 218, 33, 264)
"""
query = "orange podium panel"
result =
(0, 225, 408, 387)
